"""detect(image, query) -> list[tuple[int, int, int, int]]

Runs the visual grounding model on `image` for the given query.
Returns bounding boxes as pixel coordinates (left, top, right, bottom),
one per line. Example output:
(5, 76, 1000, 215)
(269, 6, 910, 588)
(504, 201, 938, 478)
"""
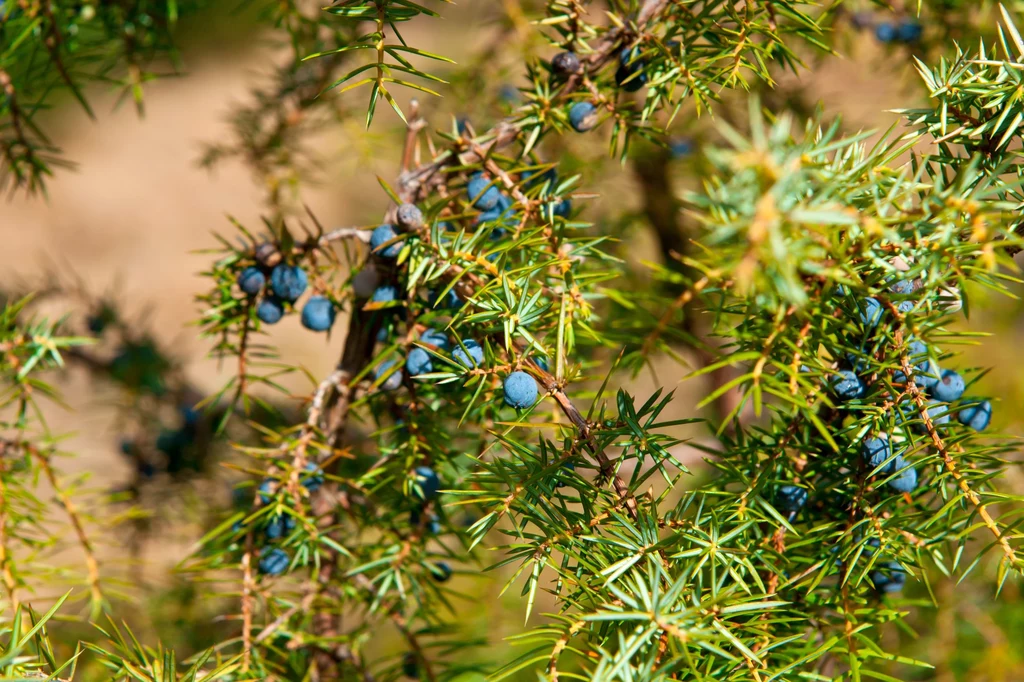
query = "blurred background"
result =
(3, 1, 1024, 680)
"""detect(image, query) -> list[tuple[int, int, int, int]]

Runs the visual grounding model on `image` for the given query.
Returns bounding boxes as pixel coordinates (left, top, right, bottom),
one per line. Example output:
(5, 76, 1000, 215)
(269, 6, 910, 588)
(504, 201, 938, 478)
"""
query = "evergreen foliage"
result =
(3, 1, 1024, 681)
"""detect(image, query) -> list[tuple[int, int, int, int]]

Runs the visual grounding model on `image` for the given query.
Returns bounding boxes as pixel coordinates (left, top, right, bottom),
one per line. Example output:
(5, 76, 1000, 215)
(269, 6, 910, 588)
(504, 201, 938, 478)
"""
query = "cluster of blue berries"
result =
(851, 12, 922, 44)
(556, 43, 649, 134)
(775, 484, 909, 595)
(826, 279, 994, 497)
(241, 463, 325, 577)
(236, 247, 337, 333)
(774, 275, 996, 596)
(408, 465, 443, 540)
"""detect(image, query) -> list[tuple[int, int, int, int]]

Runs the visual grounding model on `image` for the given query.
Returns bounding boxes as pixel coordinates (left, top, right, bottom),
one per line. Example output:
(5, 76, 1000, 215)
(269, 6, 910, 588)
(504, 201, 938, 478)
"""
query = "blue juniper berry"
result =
(569, 102, 598, 132)
(504, 371, 539, 409)
(396, 203, 424, 230)
(265, 513, 296, 540)
(468, 172, 500, 210)
(888, 455, 918, 493)
(371, 285, 399, 304)
(258, 478, 276, 504)
(932, 369, 965, 402)
(374, 359, 403, 391)
(832, 369, 864, 400)
(889, 278, 914, 295)
(556, 461, 575, 488)
(406, 347, 433, 376)
(256, 297, 285, 325)
(452, 339, 484, 368)
(431, 561, 453, 583)
(923, 399, 950, 428)
(776, 485, 808, 514)
(875, 21, 898, 43)
(669, 137, 694, 158)
(958, 398, 992, 432)
(237, 267, 266, 296)
(616, 46, 647, 92)
(370, 224, 402, 258)
(258, 547, 290, 576)
(413, 466, 441, 501)
(896, 20, 922, 43)
(300, 296, 336, 332)
(870, 561, 906, 593)
(862, 437, 892, 472)
(270, 264, 308, 302)
(858, 297, 883, 328)
(301, 462, 324, 492)
(522, 167, 557, 190)
(419, 329, 449, 350)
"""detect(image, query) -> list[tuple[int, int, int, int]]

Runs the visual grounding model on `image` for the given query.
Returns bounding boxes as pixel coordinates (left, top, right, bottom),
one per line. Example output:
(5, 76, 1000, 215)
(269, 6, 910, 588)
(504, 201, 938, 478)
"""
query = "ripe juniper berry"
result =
(414, 466, 441, 500)
(776, 485, 808, 514)
(256, 297, 285, 325)
(870, 561, 906, 593)
(503, 371, 539, 409)
(616, 46, 647, 92)
(569, 101, 598, 132)
(859, 297, 883, 328)
(258, 478, 275, 504)
(889, 278, 914, 295)
(431, 561, 453, 583)
(258, 547, 290, 576)
(374, 359, 403, 391)
(265, 513, 296, 540)
(669, 137, 694, 158)
(237, 267, 265, 296)
(396, 203, 424, 229)
(370, 224, 402, 258)
(923, 399, 949, 428)
(888, 456, 917, 493)
(406, 348, 433, 376)
(452, 339, 484, 368)
(932, 369, 965, 402)
(551, 51, 580, 76)
(371, 285, 399, 304)
(896, 20, 922, 43)
(301, 462, 324, 492)
(270, 264, 307, 302)
(300, 296, 336, 332)
(468, 172, 500, 210)
(429, 288, 462, 310)
(958, 398, 992, 431)
(862, 437, 892, 472)
(832, 369, 864, 401)
(419, 329, 449, 349)
(875, 21, 897, 43)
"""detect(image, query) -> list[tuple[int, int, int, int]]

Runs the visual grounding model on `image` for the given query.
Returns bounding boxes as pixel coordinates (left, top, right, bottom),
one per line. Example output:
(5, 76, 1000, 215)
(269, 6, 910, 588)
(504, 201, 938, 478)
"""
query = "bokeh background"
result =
(3, 1, 1024, 680)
